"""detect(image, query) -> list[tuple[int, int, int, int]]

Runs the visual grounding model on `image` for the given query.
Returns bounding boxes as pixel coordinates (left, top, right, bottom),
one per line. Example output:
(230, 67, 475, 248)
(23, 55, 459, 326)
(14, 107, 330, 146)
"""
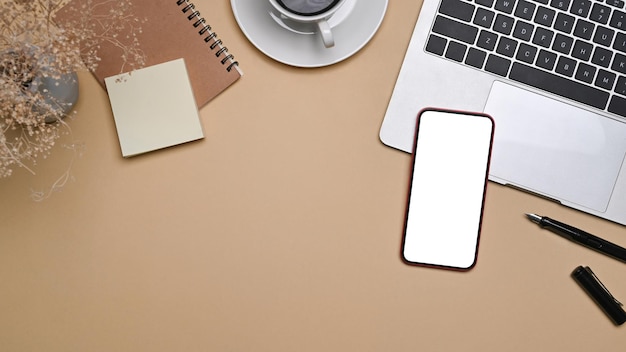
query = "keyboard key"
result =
(513, 21, 535, 41)
(595, 69, 616, 90)
(495, 0, 516, 14)
(497, 37, 519, 57)
(476, 0, 495, 7)
(533, 27, 555, 47)
(537, 49, 558, 70)
(432, 16, 479, 44)
(485, 54, 511, 76)
(573, 19, 595, 40)
(517, 43, 539, 63)
(575, 62, 596, 83)
(550, 0, 572, 11)
(572, 40, 593, 61)
(554, 12, 575, 33)
(466, 47, 488, 68)
(555, 56, 576, 76)
(426, 34, 447, 55)
(593, 26, 615, 47)
(614, 32, 626, 53)
(446, 41, 468, 61)
(494, 14, 515, 35)
(534, 6, 556, 26)
(477, 30, 499, 50)
(474, 8, 496, 28)
(614, 76, 626, 95)
(509, 62, 609, 109)
(606, 0, 626, 9)
(592, 46, 613, 67)
(612, 53, 626, 74)
(610, 10, 626, 30)
(590, 3, 611, 25)
(570, 0, 592, 18)
(553, 33, 574, 54)
(439, 0, 476, 22)
(515, 1, 537, 20)
(608, 95, 626, 117)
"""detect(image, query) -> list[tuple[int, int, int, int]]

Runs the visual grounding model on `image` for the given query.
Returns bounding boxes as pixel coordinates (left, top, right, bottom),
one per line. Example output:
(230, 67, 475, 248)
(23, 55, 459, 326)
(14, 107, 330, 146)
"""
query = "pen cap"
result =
(572, 266, 626, 326)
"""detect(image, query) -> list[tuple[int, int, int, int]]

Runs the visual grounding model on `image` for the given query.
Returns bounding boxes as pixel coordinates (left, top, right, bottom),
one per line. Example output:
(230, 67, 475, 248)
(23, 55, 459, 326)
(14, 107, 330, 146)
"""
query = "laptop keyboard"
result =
(426, 0, 626, 118)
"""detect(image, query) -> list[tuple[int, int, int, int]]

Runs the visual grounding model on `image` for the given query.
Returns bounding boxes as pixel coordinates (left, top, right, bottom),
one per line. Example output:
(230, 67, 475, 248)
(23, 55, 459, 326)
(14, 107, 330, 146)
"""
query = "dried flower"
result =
(0, 0, 145, 179)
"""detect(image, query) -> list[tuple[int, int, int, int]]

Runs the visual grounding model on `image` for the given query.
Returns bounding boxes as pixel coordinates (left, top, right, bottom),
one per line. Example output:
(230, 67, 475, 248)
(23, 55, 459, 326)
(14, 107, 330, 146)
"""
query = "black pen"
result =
(572, 265, 626, 325)
(526, 213, 626, 263)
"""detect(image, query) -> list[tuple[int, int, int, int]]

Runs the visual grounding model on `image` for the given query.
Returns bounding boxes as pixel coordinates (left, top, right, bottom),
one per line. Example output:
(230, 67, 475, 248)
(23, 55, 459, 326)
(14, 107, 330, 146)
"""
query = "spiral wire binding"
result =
(176, 0, 240, 72)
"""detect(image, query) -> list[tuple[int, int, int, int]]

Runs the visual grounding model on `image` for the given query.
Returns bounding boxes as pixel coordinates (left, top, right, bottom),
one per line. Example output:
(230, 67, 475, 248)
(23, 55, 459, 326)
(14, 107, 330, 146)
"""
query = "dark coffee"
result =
(276, 0, 342, 16)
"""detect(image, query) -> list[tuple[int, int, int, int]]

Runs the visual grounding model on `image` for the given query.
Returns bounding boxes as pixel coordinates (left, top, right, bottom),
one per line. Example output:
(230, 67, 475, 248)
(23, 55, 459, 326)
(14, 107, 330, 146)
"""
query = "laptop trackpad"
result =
(484, 81, 626, 212)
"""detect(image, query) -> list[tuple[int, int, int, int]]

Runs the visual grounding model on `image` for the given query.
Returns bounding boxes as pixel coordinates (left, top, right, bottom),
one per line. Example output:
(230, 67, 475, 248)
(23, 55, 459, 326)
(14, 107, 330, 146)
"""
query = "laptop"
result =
(380, 0, 626, 225)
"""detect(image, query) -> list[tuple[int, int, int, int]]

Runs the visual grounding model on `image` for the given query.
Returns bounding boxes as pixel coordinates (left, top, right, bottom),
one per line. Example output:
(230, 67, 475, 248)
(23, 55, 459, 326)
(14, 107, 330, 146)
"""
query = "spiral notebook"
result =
(54, 0, 241, 108)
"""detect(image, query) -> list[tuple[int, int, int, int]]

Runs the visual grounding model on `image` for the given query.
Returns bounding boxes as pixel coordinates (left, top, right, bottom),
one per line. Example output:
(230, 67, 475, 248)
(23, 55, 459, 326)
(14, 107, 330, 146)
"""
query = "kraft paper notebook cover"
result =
(105, 58, 204, 157)
(55, 0, 241, 108)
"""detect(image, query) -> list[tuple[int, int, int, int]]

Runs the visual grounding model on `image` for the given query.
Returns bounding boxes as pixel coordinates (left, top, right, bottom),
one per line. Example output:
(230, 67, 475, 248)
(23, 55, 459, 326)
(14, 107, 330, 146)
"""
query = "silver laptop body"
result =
(381, 0, 626, 225)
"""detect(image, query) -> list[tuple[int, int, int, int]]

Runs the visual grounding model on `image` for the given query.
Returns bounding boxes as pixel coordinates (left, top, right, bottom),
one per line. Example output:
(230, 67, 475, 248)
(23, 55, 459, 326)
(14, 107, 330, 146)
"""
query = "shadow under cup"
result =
(276, 0, 342, 16)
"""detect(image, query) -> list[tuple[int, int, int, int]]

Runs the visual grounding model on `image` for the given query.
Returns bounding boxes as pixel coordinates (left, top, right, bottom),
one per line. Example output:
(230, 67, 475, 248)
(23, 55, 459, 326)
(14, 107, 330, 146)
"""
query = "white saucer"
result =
(231, 0, 388, 67)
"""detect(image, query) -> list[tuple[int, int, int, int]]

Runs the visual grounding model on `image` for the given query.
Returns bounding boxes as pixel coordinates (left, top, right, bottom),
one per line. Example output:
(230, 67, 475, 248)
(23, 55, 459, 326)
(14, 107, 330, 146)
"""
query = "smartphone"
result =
(402, 108, 494, 270)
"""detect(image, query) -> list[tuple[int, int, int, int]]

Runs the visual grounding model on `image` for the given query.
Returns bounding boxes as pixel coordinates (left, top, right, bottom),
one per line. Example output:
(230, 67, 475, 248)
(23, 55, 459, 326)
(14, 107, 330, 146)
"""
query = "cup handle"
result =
(316, 20, 334, 48)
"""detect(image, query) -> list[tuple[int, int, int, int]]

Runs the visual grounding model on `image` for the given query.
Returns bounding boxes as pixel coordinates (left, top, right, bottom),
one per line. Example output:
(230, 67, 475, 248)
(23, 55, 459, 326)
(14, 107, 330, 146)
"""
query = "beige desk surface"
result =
(1, 1, 625, 350)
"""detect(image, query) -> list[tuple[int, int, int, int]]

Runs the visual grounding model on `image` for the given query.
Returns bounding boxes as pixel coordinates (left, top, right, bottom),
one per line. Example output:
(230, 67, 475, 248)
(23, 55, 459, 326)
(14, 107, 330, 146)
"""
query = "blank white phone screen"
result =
(403, 110, 493, 269)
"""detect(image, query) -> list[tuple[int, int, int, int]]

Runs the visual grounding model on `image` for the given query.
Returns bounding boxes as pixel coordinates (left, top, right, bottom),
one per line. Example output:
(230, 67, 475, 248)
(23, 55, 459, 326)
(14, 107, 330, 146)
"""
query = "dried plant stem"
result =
(1, 0, 145, 182)
(30, 140, 84, 202)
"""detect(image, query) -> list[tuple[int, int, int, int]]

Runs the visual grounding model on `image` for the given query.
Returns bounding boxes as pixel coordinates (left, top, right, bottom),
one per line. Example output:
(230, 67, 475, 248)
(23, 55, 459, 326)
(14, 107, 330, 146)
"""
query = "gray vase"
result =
(28, 68, 79, 124)
(1, 48, 80, 124)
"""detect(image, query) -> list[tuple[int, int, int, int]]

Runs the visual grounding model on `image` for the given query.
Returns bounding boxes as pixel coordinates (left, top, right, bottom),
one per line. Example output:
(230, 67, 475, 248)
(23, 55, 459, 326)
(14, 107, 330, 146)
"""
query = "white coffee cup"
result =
(269, 0, 347, 48)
